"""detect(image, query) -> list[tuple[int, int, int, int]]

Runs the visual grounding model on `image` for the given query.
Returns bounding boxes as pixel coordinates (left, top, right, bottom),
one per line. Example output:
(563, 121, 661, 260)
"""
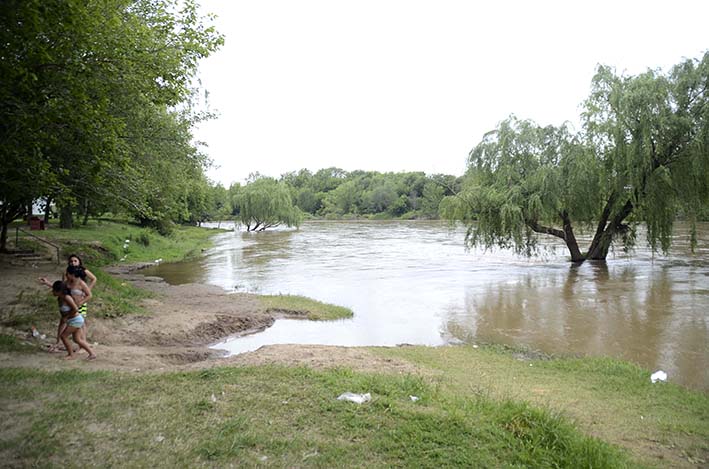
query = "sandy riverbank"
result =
(0, 260, 417, 374)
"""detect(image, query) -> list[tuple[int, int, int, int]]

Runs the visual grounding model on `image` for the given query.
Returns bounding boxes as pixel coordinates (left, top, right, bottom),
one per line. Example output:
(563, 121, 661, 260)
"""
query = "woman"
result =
(50, 280, 96, 360)
(64, 254, 96, 289)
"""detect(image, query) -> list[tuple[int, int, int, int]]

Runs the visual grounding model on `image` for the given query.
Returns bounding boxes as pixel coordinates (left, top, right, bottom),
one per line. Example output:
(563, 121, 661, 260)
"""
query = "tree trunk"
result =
(0, 222, 7, 253)
(586, 200, 634, 260)
(0, 201, 25, 252)
(43, 197, 53, 224)
(59, 204, 74, 229)
(587, 231, 613, 260)
(82, 199, 90, 225)
(560, 211, 584, 263)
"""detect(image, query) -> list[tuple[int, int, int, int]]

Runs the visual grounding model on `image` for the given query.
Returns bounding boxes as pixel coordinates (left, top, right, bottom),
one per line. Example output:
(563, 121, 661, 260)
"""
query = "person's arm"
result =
(38, 277, 52, 287)
(84, 269, 97, 290)
(64, 295, 78, 316)
(55, 316, 66, 346)
(78, 280, 92, 305)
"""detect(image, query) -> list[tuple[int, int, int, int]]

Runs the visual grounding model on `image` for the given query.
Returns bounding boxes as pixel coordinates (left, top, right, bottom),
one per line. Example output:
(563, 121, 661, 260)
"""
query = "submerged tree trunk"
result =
(586, 200, 634, 260)
(560, 211, 584, 263)
(527, 213, 585, 263)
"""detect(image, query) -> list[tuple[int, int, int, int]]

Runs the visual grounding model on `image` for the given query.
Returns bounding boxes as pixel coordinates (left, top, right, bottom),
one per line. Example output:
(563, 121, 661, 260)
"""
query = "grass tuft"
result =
(260, 294, 353, 320)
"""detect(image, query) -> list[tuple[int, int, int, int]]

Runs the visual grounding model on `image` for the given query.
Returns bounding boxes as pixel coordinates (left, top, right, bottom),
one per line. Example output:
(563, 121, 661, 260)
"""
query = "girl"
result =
(40, 265, 92, 347)
(50, 280, 96, 360)
(64, 254, 97, 289)
(65, 265, 92, 329)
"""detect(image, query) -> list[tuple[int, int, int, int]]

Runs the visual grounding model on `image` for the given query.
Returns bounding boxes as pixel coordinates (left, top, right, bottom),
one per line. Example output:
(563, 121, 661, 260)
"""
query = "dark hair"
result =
(52, 280, 67, 293)
(67, 254, 83, 266)
(66, 264, 87, 280)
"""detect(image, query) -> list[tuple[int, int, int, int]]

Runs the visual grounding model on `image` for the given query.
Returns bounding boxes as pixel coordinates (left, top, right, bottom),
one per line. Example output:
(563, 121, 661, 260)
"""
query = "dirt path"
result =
(0, 259, 417, 374)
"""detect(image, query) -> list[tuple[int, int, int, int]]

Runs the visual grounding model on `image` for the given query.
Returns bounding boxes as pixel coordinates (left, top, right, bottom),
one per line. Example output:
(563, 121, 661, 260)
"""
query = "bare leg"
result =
(60, 327, 76, 360)
(72, 329, 96, 359)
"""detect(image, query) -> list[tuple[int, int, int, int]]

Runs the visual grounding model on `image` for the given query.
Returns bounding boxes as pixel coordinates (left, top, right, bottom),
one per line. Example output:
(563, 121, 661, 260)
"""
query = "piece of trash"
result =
(529, 363, 533, 367)
(650, 370, 667, 383)
(31, 326, 40, 338)
(210, 393, 217, 403)
(155, 435, 165, 443)
(472, 344, 479, 349)
(337, 392, 371, 404)
(125, 239, 130, 243)
(154, 258, 163, 263)
(409, 395, 420, 402)
(259, 456, 268, 462)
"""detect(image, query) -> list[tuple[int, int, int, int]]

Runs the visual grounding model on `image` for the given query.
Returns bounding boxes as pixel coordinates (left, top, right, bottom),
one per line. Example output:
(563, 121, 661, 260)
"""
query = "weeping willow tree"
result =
(238, 177, 302, 231)
(442, 53, 709, 262)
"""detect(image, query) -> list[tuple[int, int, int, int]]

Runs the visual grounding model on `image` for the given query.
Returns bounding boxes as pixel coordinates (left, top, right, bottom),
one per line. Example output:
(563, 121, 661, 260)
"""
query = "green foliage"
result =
(277, 169, 460, 220)
(0, 0, 223, 247)
(238, 177, 303, 231)
(446, 53, 709, 261)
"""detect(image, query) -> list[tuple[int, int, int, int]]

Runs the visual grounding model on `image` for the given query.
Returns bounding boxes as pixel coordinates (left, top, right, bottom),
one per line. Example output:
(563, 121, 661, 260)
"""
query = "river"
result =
(142, 220, 709, 390)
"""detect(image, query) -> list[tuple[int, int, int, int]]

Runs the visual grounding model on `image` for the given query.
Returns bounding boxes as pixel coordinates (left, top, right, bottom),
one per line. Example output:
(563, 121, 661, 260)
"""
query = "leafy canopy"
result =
(443, 53, 709, 262)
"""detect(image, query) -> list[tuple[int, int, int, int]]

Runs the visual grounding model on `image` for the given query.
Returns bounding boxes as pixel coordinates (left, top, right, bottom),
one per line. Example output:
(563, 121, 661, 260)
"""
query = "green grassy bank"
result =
(2, 346, 706, 468)
(1, 363, 634, 468)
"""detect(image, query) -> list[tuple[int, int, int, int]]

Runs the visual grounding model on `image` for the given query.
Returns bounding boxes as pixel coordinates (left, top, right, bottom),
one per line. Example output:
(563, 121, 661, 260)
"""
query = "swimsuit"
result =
(70, 288, 88, 317)
(66, 314, 84, 328)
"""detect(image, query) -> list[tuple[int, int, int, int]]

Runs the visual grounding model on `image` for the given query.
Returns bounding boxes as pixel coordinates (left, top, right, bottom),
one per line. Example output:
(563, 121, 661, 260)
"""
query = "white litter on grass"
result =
(210, 393, 217, 403)
(650, 370, 668, 383)
(154, 258, 163, 263)
(337, 392, 371, 404)
(409, 396, 420, 402)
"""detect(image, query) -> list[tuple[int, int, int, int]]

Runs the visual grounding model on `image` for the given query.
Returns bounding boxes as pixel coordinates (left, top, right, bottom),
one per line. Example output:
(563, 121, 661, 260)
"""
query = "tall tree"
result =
(0, 0, 222, 248)
(238, 177, 302, 231)
(443, 54, 709, 262)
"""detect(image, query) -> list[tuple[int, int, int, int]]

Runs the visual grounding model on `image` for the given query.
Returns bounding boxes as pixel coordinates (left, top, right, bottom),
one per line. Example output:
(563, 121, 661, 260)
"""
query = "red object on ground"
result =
(29, 217, 45, 230)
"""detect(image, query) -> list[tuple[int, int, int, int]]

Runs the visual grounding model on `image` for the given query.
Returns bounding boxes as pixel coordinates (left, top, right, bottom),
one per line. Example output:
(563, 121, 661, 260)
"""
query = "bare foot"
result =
(62, 355, 77, 360)
(86, 355, 97, 361)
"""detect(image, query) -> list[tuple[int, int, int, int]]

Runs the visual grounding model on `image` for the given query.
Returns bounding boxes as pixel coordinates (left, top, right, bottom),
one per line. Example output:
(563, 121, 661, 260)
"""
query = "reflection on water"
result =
(143, 220, 709, 389)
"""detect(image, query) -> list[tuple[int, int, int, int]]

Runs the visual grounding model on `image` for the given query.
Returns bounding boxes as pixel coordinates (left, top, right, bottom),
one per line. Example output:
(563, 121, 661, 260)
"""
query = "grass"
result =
(375, 344, 709, 468)
(0, 365, 635, 468)
(0, 334, 38, 353)
(260, 295, 353, 320)
(17, 218, 220, 267)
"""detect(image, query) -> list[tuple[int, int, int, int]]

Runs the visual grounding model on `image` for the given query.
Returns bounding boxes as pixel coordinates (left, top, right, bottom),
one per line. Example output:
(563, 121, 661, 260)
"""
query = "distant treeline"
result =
(224, 169, 463, 221)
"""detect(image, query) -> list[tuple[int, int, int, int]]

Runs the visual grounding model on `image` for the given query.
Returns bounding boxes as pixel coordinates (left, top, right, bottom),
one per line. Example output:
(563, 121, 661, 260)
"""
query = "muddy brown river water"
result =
(142, 220, 709, 390)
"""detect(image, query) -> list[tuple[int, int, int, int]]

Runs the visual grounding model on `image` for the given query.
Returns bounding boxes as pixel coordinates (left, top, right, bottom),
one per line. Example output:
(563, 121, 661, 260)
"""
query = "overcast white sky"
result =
(195, 0, 708, 187)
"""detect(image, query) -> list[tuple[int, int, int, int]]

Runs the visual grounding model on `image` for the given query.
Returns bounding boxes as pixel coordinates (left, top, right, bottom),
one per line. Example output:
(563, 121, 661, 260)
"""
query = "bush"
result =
(136, 233, 151, 247)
